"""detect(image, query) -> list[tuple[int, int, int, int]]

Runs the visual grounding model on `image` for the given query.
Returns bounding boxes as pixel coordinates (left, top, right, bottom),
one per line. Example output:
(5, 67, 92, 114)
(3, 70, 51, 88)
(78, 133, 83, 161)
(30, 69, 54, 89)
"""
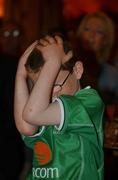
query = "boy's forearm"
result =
(22, 36, 65, 125)
(14, 74, 38, 135)
(23, 60, 61, 124)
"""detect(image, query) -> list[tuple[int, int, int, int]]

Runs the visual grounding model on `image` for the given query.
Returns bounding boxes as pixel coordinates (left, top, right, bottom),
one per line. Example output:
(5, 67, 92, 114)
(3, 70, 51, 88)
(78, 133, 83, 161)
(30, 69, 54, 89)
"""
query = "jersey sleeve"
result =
(54, 95, 92, 133)
(54, 89, 104, 141)
(21, 126, 46, 149)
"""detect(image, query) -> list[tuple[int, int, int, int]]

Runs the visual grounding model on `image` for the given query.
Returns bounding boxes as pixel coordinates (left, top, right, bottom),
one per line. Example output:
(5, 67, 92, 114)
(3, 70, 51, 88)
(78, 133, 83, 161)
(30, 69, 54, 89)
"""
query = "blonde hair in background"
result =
(76, 11, 115, 63)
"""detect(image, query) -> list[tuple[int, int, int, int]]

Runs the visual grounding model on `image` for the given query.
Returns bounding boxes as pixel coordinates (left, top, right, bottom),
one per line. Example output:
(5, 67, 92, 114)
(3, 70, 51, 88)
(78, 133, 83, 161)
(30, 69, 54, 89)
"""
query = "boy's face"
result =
(52, 70, 79, 98)
(27, 68, 79, 98)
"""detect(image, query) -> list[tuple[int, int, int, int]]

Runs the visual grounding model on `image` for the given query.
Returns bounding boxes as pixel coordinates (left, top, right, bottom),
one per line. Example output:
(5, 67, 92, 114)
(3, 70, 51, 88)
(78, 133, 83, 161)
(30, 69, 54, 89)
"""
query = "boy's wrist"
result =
(44, 59, 61, 69)
(16, 69, 27, 79)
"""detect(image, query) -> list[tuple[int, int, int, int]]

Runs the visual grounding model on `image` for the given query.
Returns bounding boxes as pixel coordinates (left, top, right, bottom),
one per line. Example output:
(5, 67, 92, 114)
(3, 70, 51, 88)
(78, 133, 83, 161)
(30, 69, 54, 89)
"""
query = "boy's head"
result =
(25, 34, 83, 97)
(25, 33, 78, 74)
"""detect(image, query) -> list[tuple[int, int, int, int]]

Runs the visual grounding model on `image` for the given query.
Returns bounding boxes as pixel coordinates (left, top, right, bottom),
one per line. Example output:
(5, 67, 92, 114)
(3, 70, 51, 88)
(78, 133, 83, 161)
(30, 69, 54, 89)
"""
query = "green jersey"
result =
(22, 87, 104, 180)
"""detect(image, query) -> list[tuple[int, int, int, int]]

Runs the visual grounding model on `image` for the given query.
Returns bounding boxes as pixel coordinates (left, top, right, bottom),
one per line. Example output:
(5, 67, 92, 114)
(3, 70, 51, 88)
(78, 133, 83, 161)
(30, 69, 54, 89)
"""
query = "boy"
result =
(14, 35, 104, 179)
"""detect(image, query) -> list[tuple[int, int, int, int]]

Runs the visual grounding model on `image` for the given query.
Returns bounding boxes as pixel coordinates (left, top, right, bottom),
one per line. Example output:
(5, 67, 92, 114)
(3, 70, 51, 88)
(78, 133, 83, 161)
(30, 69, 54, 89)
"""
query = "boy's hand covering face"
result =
(21, 40, 38, 60)
(36, 35, 73, 65)
(17, 40, 38, 77)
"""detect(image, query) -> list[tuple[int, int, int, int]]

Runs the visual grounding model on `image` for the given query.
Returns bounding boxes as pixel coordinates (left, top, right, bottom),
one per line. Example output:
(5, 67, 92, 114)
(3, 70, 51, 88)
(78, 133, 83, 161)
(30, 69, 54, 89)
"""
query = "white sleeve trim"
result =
(85, 86, 91, 89)
(53, 98, 64, 131)
(28, 126, 45, 137)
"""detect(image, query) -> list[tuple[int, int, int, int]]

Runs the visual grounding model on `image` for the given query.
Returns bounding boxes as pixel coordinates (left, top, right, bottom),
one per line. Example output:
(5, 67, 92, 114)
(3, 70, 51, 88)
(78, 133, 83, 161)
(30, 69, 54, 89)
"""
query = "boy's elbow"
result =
(23, 108, 36, 124)
(23, 107, 45, 126)
(16, 123, 37, 136)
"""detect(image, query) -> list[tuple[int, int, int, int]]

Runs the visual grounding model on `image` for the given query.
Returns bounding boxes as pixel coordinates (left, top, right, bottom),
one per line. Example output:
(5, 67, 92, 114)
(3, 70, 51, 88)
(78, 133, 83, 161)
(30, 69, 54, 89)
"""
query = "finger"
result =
(27, 40, 38, 51)
(39, 38, 49, 46)
(19, 40, 38, 67)
(23, 40, 38, 56)
(54, 35, 63, 45)
(67, 50, 73, 58)
(36, 44, 43, 51)
(44, 35, 56, 44)
(63, 50, 73, 63)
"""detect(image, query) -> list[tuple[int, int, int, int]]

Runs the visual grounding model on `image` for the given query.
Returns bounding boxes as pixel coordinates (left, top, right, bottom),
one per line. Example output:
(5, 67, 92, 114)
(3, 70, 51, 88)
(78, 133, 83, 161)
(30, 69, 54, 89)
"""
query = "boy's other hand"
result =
(17, 41, 38, 77)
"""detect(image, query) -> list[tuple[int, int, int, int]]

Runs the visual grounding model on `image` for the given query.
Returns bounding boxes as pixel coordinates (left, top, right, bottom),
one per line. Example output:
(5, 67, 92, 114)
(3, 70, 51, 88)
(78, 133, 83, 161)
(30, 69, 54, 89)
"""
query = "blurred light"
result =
(63, 0, 102, 19)
(0, 0, 4, 17)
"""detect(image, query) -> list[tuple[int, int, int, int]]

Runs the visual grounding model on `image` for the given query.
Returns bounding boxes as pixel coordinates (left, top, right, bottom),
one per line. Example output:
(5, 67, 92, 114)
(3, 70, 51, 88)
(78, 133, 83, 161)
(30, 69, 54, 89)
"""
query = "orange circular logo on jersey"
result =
(34, 141, 52, 166)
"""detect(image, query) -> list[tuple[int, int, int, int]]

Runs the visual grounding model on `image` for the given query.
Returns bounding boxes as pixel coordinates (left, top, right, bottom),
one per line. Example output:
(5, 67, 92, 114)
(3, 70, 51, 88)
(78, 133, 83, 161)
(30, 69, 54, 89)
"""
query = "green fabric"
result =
(22, 87, 104, 180)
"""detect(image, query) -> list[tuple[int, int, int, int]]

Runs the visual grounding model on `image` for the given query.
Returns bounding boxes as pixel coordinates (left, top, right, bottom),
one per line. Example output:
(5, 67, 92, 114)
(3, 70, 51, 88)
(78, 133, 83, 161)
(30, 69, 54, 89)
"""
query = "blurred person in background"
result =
(76, 11, 117, 104)
(76, 11, 114, 64)
(0, 20, 25, 180)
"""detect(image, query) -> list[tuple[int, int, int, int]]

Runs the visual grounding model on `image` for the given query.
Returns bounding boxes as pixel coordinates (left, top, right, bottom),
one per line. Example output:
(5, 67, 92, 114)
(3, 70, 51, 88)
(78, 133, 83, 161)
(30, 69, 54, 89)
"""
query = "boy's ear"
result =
(73, 61, 83, 79)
